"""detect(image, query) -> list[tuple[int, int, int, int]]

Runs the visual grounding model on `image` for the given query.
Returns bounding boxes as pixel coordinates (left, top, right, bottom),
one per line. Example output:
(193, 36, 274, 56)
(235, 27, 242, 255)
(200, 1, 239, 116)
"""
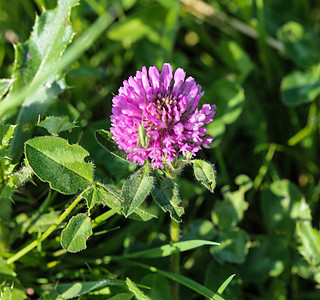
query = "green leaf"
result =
(212, 175, 251, 230)
(182, 219, 217, 241)
(126, 278, 151, 300)
(193, 160, 216, 192)
(141, 274, 170, 300)
(296, 221, 320, 267)
(95, 129, 130, 163)
(107, 4, 167, 44)
(205, 261, 240, 300)
(151, 176, 184, 222)
(37, 116, 76, 135)
(81, 182, 157, 221)
(0, 79, 13, 99)
(54, 279, 127, 299)
(210, 79, 245, 125)
(120, 240, 219, 259)
(217, 40, 254, 82)
(0, 257, 26, 299)
(261, 180, 311, 235)
(211, 228, 249, 264)
(0, 124, 16, 157)
(127, 207, 158, 222)
(121, 167, 154, 217)
(131, 261, 225, 300)
(27, 210, 61, 234)
(238, 236, 289, 283)
(81, 182, 123, 212)
(217, 274, 236, 295)
(4, 0, 79, 162)
(61, 213, 93, 253)
(277, 21, 320, 69)
(280, 70, 320, 107)
(25, 136, 93, 194)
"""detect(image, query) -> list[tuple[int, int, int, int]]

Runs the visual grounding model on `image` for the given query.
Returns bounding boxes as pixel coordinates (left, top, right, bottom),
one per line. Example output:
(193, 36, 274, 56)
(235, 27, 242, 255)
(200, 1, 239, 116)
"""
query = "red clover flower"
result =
(110, 63, 216, 169)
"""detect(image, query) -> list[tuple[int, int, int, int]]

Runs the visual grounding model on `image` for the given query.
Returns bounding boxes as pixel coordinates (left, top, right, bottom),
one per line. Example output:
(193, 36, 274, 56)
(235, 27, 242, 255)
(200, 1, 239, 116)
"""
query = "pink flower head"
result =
(110, 63, 216, 169)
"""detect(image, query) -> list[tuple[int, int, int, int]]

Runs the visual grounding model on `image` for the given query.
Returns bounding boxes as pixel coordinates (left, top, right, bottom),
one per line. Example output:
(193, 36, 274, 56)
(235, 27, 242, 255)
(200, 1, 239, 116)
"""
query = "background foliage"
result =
(0, 0, 320, 299)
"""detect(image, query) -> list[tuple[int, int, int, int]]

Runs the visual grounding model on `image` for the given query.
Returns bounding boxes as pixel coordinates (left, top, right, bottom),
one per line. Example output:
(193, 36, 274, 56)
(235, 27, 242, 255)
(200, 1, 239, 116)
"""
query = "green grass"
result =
(1, 0, 320, 299)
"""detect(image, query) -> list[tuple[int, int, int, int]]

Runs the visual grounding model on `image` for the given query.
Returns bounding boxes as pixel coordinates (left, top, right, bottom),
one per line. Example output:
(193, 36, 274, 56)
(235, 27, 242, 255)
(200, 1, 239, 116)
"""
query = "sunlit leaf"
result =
(238, 236, 289, 283)
(151, 176, 183, 222)
(37, 116, 75, 135)
(278, 21, 320, 68)
(0, 257, 26, 299)
(296, 221, 320, 267)
(132, 261, 225, 300)
(121, 166, 154, 217)
(211, 228, 249, 264)
(107, 4, 167, 44)
(4, 0, 79, 162)
(0, 79, 13, 99)
(95, 129, 130, 162)
(281, 70, 320, 107)
(53, 279, 127, 299)
(120, 240, 219, 259)
(61, 213, 93, 253)
(193, 160, 216, 192)
(212, 175, 251, 230)
(217, 40, 254, 82)
(25, 136, 93, 194)
(217, 274, 236, 295)
(126, 278, 151, 300)
(261, 180, 311, 235)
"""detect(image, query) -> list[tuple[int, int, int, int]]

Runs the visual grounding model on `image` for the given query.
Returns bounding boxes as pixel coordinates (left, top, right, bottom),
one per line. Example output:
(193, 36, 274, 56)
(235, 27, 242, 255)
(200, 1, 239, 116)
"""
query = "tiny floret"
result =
(110, 63, 216, 168)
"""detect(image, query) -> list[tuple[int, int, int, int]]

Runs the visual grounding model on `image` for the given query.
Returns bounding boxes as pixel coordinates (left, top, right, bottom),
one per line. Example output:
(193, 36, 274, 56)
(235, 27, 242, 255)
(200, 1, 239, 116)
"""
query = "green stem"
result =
(170, 218, 180, 300)
(6, 191, 84, 265)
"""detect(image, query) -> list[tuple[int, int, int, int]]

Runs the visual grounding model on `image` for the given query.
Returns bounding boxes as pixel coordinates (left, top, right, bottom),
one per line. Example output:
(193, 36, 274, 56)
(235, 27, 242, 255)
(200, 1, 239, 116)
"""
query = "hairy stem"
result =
(170, 218, 180, 300)
(6, 191, 84, 265)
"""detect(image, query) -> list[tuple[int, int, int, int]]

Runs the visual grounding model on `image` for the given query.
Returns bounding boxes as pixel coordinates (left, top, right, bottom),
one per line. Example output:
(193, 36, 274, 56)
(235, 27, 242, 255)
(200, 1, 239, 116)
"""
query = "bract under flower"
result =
(110, 63, 216, 169)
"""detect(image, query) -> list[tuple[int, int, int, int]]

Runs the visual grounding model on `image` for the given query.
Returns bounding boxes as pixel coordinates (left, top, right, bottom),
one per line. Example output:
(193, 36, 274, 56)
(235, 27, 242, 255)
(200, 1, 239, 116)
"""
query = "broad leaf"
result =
(261, 180, 311, 235)
(280, 70, 320, 107)
(95, 129, 130, 162)
(126, 278, 151, 300)
(107, 4, 167, 44)
(81, 182, 157, 221)
(277, 21, 320, 69)
(182, 219, 217, 241)
(217, 40, 254, 82)
(37, 116, 75, 135)
(211, 228, 249, 264)
(193, 160, 216, 192)
(81, 182, 123, 212)
(0, 257, 26, 299)
(140, 274, 170, 300)
(296, 221, 320, 267)
(212, 175, 251, 230)
(238, 236, 289, 283)
(25, 136, 93, 194)
(128, 207, 158, 222)
(3, 0, 79, 162)
(151, 177, 184, 222)
(61, 213, 93, 253)
(121, 167, 154, 217)
(0, 79, 13, 99)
